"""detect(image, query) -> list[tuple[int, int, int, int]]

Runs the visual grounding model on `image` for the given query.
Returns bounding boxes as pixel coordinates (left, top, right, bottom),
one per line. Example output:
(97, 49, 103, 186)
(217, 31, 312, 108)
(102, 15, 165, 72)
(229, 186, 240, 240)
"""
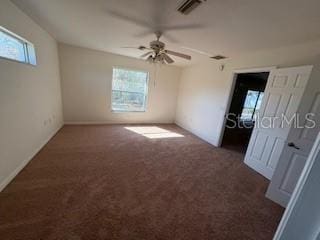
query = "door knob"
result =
(288, 142, 300, 150)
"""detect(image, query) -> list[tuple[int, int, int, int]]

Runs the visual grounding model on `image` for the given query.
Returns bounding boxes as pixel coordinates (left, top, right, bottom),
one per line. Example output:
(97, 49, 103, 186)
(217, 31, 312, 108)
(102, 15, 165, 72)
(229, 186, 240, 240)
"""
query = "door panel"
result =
(246, 130, 286, 178)
(272, 75, 288, 88)
(267, 88, 320, 207)
(251, 131, 268, 159)
(294, 73, 309, 88)
(263, 93, 282, 117)
(300, 93, 320, 141)
(279, 153, 307, 194)
(244, 66, 313, 180)
(267, 138, 285, 169)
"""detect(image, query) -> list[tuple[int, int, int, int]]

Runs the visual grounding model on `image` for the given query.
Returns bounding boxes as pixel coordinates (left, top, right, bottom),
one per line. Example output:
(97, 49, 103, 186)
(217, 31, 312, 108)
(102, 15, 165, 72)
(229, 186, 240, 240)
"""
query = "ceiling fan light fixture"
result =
(122, 33, 191, 64)
(147, 55, 154, 63)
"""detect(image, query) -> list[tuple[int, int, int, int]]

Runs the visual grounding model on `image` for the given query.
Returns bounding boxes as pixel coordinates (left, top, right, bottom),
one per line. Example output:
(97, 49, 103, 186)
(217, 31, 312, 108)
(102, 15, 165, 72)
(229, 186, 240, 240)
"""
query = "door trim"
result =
(217, 66, 277, 147)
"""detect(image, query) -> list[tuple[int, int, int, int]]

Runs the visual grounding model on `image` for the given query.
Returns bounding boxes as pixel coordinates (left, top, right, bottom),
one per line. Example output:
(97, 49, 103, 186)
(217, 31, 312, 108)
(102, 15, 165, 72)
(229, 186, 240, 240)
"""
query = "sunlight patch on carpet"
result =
(124, 126, 185, 139)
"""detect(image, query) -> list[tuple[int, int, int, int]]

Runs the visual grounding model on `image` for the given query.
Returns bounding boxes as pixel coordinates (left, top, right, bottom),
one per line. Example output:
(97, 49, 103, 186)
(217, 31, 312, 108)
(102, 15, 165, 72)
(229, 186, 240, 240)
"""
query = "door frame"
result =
(217, 66, 277, 147)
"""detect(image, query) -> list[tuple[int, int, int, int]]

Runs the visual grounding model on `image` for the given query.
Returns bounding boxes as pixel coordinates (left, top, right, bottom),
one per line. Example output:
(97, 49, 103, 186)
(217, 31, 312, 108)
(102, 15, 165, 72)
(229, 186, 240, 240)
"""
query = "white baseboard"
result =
(64, 121, 175, 125)
(174, 121, 218, 147)
(0, 124, 63, 192)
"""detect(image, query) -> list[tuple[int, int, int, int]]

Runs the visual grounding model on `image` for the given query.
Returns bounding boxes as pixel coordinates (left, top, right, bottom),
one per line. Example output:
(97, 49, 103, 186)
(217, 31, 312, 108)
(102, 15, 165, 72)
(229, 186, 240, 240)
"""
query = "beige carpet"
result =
(0, 124, 283, 240)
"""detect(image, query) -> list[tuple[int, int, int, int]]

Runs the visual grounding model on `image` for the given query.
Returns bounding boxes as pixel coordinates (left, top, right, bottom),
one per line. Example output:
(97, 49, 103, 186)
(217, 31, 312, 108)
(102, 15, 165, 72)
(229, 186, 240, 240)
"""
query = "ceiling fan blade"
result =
(121, 46, 150, 50)
(121, 46, 139, 49)
(163, 53, 174, 64)
(107, 10, 154, 29)
(133, 24, 203, 39)
(180, 46, 213, 57)
(162, 24, 204, 31)
(165, 50, 191, 60)
(107, 9, 203, 40)
(162, 33, 179, 44)
(134, 30, 155, 38)
(140, 51, 153, 58)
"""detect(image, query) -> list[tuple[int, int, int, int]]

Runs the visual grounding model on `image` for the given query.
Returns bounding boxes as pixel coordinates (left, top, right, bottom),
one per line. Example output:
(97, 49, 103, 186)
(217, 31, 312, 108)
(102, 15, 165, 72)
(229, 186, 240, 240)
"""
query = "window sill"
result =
(0, 56, 37, 66)
(111, 110, 146, 113)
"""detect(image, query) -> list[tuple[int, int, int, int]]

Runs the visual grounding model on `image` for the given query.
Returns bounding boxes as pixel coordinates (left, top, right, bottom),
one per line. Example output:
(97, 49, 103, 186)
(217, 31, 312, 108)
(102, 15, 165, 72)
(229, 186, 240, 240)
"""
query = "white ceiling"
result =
(11, 0, 320, 66)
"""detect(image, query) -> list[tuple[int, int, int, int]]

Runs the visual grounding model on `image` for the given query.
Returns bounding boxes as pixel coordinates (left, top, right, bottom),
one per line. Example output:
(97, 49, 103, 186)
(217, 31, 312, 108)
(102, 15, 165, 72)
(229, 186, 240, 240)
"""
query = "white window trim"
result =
(111, 66, 149, 113)
(0, 26, 37, 66)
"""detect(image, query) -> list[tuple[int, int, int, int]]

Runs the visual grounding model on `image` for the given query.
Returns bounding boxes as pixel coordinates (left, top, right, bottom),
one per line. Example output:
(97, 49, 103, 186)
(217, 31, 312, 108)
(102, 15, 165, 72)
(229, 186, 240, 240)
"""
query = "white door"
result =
(266, 72, 320, 207)
(273, 132, 320, 240)
(244, 66, 313, 180)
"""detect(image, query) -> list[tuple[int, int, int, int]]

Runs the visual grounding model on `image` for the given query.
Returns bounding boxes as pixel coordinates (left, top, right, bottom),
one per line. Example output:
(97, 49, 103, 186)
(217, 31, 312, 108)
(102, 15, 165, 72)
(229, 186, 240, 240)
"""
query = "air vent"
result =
(177, 0, 206, 15)
(211, 55, 227, 60)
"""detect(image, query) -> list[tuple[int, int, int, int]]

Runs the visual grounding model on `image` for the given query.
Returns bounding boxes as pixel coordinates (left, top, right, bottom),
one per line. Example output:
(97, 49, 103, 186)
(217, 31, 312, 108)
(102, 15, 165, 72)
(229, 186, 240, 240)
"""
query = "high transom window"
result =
(0, 26, 36, 65)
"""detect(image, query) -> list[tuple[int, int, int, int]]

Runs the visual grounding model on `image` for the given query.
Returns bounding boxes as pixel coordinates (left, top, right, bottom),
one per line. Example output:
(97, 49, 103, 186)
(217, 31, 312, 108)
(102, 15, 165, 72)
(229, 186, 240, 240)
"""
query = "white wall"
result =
(176, 41, 320, 146)
(59, 44, 181, 124)
(0, 0, 63, 191)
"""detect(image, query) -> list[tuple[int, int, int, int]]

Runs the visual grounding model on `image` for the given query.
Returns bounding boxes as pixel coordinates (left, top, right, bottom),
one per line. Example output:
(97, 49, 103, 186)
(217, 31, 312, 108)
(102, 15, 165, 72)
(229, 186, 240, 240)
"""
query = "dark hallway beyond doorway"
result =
(222, 72, 269, 153)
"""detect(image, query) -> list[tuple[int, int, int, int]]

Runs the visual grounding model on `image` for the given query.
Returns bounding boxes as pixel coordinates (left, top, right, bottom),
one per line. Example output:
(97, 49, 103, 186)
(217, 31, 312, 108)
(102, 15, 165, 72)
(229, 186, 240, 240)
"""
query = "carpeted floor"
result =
(0, 124, 284, 240)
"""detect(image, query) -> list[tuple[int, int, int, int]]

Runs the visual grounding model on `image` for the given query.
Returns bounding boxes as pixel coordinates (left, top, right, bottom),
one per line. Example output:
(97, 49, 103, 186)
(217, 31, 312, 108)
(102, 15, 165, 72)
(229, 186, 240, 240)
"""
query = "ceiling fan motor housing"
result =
(150, 40, 165, 52)
(140, 33, 191, 64)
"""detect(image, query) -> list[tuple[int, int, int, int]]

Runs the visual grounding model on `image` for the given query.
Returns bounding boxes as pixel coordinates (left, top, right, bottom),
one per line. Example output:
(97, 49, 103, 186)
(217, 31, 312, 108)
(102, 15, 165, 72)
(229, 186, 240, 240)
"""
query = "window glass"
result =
(240, 90, 264, 120)
(112, 68, 148, 112)
(0, 30, 26, 62)
(253, 92, 264, 119)
(27, 43, 37, 65)
(0, 27, 36, 65)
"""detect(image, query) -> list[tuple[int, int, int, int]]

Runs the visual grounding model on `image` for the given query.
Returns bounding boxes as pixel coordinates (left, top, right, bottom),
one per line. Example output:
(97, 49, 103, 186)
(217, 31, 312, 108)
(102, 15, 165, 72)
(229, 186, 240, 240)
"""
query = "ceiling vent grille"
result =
(177, 0, 206, 15)
(211, 55, 227, 60)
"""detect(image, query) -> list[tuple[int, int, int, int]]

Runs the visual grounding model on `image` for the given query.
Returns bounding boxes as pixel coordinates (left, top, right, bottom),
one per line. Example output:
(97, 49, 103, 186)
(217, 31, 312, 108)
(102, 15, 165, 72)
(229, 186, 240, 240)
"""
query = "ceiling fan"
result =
(107, 1, 208, 64)
(123, 32, 191, 64)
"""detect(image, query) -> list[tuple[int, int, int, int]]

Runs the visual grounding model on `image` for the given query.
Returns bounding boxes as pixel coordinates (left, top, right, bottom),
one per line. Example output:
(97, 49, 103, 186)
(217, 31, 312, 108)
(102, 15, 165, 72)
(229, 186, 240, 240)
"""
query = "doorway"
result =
(221, 72, 269, 153)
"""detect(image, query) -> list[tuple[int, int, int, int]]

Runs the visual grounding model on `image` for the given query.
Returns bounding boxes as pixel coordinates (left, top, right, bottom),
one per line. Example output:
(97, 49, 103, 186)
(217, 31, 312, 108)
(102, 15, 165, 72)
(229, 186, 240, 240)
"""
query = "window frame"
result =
(0, 26, 37, 66)
(240, 90, 264, 121)
(111, 66, 149, 113)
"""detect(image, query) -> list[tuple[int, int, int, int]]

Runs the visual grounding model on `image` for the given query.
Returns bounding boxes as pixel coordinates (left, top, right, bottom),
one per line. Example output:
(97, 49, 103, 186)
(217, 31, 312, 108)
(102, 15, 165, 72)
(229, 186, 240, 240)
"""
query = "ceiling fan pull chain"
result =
(154, 63, 162, 87)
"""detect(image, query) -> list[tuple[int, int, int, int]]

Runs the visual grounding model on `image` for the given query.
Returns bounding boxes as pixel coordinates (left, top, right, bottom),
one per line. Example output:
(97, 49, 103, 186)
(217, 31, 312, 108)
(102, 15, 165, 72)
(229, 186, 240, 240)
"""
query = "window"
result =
(111, 68, 148, 112)
(240, 90, 264, 120)
(0, 26, 36, 65)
